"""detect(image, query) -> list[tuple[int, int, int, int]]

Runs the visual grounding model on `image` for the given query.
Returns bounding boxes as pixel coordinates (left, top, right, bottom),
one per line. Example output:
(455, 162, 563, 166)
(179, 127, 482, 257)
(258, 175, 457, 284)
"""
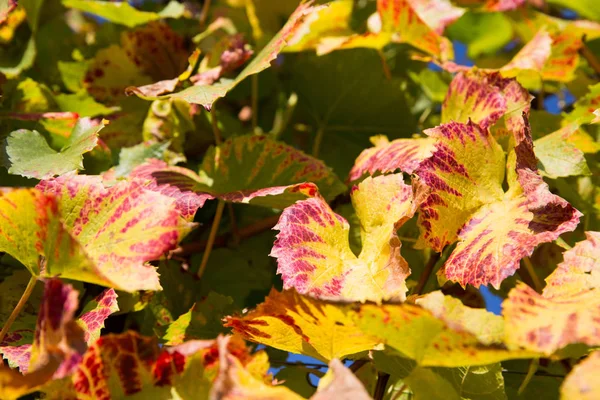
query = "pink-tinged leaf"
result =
(348, 136, 436, 182)
(29, 279, 85, 379)
(66, 332, 271, 399)
(467, 0, 526, 11)
(130, 159, 214, 220)
(132, 135, 345, 213)
(561, 351, 600, 400)
(442, 71, 531, 134)
(377, 0, 453, 60)
(408, 0, 465, 34)
(0, 0, 17, 24)
(414, 121, 506, 253)
(503, 233, 600, 354)
(37, 174, 193, 291)
(77, 289, 119, 345)
(0, 189, 94, 278)
(272, 174, 419, 302)
(503, 283, 600, 354)
(440, 121, 580, 287)
(501, 29, 552, 73)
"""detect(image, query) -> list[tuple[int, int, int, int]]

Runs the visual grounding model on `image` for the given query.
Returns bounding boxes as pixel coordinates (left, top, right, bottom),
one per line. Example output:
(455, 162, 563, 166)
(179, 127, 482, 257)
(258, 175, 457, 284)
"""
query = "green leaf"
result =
(6, 118, 104, 179)
(446, 12, 513, 59)
(61, 0, 185, 28)
(534, 124, 591, 178)
(113, 141, 171, 177)
(53, 90, 118, 118)
(162, 292, 234, 345)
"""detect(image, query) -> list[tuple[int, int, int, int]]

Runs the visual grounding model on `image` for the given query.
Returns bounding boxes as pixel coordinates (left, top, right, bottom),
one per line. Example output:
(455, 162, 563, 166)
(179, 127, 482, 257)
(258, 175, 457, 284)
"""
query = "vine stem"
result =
(415, 252, 441, 295)
(522, 257, 542, 292)
(374, 372, 390, 400)
(199, 0, 212, 30)
(196, 200, 226, 279)
(0, 275, 37, 344)
(171, 214, 280, 257)
(312, 126, 325, 157)
(251, 74, 258, 132)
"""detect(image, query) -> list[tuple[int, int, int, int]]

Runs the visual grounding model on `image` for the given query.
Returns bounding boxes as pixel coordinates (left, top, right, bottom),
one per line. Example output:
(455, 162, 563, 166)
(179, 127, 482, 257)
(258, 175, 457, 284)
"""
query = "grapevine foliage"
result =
(0, 0, 600, 399)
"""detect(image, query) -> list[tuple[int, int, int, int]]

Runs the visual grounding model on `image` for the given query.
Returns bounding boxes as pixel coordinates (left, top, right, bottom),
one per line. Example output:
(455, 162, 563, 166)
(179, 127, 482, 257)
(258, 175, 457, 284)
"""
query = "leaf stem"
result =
(374, 372, 390, 400)
(227, 203, 240, 246)
(199, 0, 212, 30)
(349, 359, 368, 373)
(0, 275, 37, 344)
(211, 104, 222, 145)
(580, 35, 600, 77)
(522, 257, 543, 292)
(312, 126, 325, 157)
(518, 359, 539, 395)
(251, 74, 259, 132)
(415, 252, 441, 295)
(196, 200, 226, 279)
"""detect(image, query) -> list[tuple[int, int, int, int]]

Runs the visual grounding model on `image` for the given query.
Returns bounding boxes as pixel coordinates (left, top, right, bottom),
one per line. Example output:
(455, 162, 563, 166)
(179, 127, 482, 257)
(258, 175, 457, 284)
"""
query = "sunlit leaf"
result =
(312, 359, 372, 400)
(36, 175, 193, 291)
(0, 279, 87, 400)
(131, 134, 346, 216)
(353, 291, 535, 367)
(534, 124, 591, 178)
(77, 289, 119, 344)
(503, 232, 600, 354)
(273, 174, 418, 302)
(62, 0, 185, 28)
(5, 118, 104, 179)
(225, 289, 380, 361)
(560, 351, 600, 400)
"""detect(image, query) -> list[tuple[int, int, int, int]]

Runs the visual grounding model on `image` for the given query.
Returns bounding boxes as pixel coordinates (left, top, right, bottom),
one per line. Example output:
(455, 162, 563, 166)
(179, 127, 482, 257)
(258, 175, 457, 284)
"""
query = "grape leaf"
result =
(349, 136, 436, 182)
(62, 0, 185, 28)
(0, 279, 87, 400)
(5, 118, 105, 179)
(503, 232, 600, 354)
(272, 174, 418, 302)
(77, 289, 119, 344)
(36, 175, 193, 291)
(162, 292, 234, 345)
(311, 359, 372, 400)
(353, 291, 536, 367)
(534, 124, 591, 178)
(131, 134, 345, 216)
(225, 289, 381, 361)
(131, 2, 324, 108)
(561, 351, 600, 400)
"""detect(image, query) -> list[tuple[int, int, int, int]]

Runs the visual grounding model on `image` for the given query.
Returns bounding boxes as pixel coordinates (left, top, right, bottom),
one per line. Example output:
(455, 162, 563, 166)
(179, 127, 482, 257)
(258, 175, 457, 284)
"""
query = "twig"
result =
(171, 214, 280, 257)
(196, 200, 226, 279)
(0, 275, 37, 344)
(374, 372, 390, 400)
(414, 252, 441, 295)
(312, 126, 325, 157)
(580, 35, 600, 77)
(522, 257, 543, 292)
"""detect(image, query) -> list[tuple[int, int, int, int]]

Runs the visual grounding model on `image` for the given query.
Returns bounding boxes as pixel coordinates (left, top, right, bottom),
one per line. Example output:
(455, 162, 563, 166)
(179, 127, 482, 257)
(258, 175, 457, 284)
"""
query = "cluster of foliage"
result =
(0, 0, 599, 398)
